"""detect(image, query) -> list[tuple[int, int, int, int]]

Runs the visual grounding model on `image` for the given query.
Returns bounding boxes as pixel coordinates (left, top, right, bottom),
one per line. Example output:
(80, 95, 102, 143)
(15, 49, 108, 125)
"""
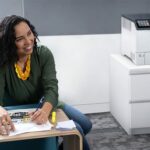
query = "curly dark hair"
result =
(0, 15, 38, 66)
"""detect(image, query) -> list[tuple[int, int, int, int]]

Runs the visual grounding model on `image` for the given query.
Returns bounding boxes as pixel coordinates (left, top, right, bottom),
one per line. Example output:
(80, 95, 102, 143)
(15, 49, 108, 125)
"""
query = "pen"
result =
(35, 96, 45, 112)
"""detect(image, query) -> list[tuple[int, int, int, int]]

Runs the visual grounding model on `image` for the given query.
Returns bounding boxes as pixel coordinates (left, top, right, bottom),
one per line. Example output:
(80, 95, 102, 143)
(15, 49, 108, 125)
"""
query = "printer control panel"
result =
(136, 20, 150, 28)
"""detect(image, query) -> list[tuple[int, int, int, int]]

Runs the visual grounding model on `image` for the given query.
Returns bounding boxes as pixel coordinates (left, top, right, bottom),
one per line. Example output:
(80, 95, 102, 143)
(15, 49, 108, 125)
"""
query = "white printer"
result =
(121, 14, 150, 65)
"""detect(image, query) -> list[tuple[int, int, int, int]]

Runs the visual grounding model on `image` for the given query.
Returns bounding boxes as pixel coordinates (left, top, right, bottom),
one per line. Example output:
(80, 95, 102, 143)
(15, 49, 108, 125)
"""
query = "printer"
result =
(121, 14, 150, 65)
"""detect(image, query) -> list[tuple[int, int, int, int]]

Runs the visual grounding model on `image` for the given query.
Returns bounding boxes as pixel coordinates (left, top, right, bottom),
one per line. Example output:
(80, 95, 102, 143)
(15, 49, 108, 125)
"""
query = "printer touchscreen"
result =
(137, 20, 150, 28)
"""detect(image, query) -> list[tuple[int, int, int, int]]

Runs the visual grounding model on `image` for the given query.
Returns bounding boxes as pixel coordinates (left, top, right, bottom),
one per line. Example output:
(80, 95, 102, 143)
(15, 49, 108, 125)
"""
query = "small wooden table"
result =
(0, 109, 82, 150)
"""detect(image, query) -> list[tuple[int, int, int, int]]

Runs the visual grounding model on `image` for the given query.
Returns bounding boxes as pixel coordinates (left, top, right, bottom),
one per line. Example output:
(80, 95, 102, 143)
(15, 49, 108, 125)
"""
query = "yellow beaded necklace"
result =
(14, 55, 31, 80)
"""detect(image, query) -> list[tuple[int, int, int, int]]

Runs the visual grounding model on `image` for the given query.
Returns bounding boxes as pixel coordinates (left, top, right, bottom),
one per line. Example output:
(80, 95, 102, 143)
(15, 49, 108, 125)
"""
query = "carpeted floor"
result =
(86, 113, 150, 150)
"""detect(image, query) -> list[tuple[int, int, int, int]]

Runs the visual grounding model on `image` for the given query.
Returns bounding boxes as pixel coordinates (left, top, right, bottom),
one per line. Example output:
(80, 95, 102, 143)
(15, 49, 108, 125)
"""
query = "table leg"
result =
(63, 134, 82, 150)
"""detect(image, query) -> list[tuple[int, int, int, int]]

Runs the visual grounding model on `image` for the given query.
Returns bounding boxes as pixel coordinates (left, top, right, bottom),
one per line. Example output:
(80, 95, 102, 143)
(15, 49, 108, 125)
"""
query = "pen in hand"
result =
(29, 96, 45, 123)
(35, 96, 45, 112)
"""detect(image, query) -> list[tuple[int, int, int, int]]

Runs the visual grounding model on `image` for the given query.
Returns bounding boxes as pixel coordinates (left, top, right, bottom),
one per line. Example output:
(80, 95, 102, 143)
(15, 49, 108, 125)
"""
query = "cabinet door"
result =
(130, 74, 150, 102)
(131, 103, 150, 128)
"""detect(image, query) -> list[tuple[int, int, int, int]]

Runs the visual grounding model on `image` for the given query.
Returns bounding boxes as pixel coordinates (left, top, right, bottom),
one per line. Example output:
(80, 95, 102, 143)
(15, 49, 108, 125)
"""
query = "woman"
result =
(0, 15, 58, 134)
(0, 15, 92, 150)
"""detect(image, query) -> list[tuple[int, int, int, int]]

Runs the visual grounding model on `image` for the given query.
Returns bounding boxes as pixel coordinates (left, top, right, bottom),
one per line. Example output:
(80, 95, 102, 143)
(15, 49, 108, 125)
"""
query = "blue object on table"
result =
(0, 104, 57, 150)
(35, 96, 45, 112)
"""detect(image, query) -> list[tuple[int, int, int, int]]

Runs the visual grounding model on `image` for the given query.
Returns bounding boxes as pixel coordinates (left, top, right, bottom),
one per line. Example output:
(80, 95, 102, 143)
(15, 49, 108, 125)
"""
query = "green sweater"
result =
(0, 45, 59, 108)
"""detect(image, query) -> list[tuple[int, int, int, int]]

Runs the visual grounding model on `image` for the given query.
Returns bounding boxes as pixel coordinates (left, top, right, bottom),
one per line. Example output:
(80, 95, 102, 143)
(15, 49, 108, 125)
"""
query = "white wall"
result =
(39, 34, 121, 114)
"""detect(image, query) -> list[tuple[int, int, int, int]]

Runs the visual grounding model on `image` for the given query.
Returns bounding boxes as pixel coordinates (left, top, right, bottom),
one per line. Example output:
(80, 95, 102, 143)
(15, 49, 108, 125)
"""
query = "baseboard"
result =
(131, 127, 150, 135)
(72, 102, 110, 114)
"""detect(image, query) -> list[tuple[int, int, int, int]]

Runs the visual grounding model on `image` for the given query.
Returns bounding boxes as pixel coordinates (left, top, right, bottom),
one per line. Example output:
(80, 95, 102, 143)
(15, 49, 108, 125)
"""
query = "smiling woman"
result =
(0, 15, 92, 150)
(0, 15, 58, 135)
(15, 22, 34, 57)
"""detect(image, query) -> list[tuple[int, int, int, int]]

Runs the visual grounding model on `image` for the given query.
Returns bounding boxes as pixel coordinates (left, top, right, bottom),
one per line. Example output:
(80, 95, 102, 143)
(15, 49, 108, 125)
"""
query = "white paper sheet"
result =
(9, 120, 53, 136)
(56, 120, 76, 130)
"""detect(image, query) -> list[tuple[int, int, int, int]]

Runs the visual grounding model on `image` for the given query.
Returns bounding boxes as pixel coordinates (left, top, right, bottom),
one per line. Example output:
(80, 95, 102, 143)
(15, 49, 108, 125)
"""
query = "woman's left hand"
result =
(29, 109, 49, 124)
(29, 102, 52, 124)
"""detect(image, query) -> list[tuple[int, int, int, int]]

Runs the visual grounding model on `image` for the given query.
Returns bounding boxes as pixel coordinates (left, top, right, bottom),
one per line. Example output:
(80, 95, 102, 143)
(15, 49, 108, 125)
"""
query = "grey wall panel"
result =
(0, 0, 23, 20)
(24, 0, 150, 35)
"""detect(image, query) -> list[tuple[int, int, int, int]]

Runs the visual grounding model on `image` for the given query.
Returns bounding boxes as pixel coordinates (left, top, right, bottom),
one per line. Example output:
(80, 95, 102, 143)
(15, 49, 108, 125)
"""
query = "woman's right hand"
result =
(0, 106, 15, 135)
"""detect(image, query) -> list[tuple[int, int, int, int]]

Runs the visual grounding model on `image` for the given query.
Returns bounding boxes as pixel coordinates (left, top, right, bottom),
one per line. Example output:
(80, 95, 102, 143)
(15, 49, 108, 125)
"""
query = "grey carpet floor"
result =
(86, 113, 150, 150)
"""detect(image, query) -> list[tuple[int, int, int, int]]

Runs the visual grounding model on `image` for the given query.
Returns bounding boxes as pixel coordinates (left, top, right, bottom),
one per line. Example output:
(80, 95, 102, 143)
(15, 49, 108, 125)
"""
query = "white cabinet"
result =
(110, 54, 150, 134)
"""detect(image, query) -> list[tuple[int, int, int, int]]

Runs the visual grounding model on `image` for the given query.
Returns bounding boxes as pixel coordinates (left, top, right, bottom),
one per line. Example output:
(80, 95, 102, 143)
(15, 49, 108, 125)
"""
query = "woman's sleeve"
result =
(0, 67, 5, 106)
(39, 46, 58, 108)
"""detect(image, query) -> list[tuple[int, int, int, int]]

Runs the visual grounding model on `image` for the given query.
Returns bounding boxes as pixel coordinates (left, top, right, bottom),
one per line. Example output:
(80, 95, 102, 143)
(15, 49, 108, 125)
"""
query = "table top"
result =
(0, 109, 80, 142)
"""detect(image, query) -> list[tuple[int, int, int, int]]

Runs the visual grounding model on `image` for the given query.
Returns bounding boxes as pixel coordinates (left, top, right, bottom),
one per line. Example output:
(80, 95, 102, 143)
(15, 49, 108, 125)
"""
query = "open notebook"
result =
(8, 108, 53, 136)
